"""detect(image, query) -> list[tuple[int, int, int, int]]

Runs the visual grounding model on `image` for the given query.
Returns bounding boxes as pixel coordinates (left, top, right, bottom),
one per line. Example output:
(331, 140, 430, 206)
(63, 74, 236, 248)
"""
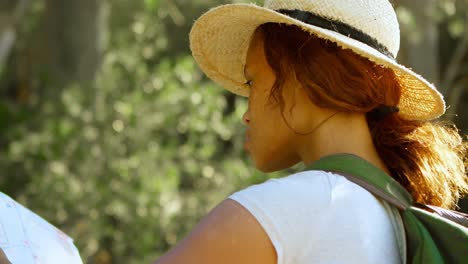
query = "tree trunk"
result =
(0, 0, 30, 67)
(397, 0, 439, 85)
(35, 0, 108, 89)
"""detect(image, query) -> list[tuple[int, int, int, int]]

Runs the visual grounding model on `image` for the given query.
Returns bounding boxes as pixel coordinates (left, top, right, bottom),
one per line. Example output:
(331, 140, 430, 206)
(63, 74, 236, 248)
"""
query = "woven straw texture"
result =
(190, 0, 446, 121)
(265, 0, 400, 56)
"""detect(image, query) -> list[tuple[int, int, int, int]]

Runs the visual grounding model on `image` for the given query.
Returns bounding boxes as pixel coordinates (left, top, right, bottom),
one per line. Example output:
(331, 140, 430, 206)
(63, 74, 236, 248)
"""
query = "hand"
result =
(0, 248, 11, 264)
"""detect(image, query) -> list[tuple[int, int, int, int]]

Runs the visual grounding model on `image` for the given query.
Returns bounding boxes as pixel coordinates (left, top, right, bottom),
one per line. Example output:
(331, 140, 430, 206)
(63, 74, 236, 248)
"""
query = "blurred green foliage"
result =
(0, 0, 467, 263)
(0, 0, 285, 263)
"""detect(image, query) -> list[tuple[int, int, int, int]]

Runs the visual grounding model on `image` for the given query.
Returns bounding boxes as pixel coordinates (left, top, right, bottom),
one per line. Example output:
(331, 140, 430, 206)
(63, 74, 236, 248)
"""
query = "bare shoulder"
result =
(155, 198, 277, 264)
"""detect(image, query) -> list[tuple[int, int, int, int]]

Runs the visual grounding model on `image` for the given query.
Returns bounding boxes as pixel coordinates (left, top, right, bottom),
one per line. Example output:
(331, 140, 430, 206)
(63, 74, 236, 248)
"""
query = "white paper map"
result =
(0, 192, 82, 264)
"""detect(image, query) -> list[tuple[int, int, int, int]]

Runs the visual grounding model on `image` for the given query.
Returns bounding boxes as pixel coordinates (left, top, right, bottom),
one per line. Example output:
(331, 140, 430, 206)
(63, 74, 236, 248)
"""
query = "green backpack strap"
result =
(307, 153, 413, 209)
(307, 153, 455, 264)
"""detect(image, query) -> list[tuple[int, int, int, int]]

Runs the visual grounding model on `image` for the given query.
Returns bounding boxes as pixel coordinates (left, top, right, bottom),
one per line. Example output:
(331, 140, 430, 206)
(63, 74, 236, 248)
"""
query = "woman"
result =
(156, 0, 467, 263)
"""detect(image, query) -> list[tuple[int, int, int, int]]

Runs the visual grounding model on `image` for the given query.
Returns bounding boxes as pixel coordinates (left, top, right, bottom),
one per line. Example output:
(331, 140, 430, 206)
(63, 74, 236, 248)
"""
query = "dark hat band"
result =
(368, 105, 400, 120)
(277, 9, 395, 60)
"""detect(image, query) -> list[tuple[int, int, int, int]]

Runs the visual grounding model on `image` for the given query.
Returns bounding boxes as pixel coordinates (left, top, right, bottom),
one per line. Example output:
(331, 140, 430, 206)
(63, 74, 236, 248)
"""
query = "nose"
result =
(242, 109, 251, 125)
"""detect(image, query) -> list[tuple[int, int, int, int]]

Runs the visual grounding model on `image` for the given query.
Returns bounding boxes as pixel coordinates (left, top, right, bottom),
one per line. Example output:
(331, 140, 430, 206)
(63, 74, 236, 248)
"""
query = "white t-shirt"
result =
(228, 170, 406, 264)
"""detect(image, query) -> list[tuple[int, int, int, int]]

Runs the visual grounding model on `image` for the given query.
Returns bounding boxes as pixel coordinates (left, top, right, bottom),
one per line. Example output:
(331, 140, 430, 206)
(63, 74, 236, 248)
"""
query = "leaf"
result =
(144, 0, 160, 12)
(448, 18, 465, 38)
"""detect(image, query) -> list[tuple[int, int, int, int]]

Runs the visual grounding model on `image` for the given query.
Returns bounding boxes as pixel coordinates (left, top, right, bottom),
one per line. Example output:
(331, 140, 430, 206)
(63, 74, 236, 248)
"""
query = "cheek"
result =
(246, 86, 294, 164)
(249, 112, 293, 161)
(250, 129, 296, 172)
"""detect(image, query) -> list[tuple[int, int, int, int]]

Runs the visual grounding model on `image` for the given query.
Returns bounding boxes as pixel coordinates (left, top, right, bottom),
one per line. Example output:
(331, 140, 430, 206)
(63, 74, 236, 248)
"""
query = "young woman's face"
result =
(242, 31, 301, 172)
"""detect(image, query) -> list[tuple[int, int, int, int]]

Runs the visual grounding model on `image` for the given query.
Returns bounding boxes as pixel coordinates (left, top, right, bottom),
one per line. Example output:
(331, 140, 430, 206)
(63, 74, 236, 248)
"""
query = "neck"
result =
(296, 112, 391, 174)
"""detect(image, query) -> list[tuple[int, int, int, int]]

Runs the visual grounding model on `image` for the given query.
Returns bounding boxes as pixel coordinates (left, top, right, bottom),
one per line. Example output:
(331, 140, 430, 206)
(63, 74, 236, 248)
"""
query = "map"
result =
(0, 192, 82, 264)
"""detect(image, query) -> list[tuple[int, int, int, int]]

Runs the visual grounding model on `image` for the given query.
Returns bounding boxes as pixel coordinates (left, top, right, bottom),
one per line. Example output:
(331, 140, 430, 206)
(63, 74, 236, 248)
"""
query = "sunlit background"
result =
(0, 0, 467, 263)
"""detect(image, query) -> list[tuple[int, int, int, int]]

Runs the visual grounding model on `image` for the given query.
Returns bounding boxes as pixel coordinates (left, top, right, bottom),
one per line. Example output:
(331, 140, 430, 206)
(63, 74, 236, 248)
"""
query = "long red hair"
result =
(257, 23, 467, 209)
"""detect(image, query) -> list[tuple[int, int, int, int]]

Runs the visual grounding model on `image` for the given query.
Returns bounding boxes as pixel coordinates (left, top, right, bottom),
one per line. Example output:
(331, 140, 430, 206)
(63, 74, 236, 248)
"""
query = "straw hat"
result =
(189, 0, 445, 121)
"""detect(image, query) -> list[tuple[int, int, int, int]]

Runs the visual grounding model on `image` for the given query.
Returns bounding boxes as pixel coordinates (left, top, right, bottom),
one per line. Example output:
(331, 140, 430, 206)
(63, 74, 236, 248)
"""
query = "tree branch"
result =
(441, 13, 468, 95)
(445, 76, 468, 121)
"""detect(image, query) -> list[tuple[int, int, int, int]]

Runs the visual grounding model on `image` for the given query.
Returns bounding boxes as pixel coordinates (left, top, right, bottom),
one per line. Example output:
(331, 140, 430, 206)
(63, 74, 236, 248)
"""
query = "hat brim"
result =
(190, 4, 445, 121)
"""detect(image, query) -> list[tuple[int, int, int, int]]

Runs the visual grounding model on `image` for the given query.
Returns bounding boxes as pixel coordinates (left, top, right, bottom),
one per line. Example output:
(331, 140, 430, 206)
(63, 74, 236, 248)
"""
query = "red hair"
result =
(257, 23, 468, 209)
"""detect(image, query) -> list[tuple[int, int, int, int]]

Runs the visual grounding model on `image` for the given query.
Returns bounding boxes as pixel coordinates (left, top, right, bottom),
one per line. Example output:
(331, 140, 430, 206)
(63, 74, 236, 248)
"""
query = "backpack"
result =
(308, 153, 468, 264)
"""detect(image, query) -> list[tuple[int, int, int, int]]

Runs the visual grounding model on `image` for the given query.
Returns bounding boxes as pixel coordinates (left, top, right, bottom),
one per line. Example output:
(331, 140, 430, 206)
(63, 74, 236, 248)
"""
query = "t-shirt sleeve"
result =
(227, 170, 401, 264)
(227, 171, 337, 264)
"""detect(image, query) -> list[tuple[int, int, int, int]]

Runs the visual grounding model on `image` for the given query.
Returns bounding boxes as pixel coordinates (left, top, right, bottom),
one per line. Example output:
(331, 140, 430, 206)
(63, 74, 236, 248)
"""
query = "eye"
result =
(244, 80, 253, 87)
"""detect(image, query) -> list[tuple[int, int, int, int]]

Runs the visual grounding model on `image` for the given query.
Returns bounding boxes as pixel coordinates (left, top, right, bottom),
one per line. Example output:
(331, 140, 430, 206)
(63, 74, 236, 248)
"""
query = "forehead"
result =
(245, 30, 265, 70)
